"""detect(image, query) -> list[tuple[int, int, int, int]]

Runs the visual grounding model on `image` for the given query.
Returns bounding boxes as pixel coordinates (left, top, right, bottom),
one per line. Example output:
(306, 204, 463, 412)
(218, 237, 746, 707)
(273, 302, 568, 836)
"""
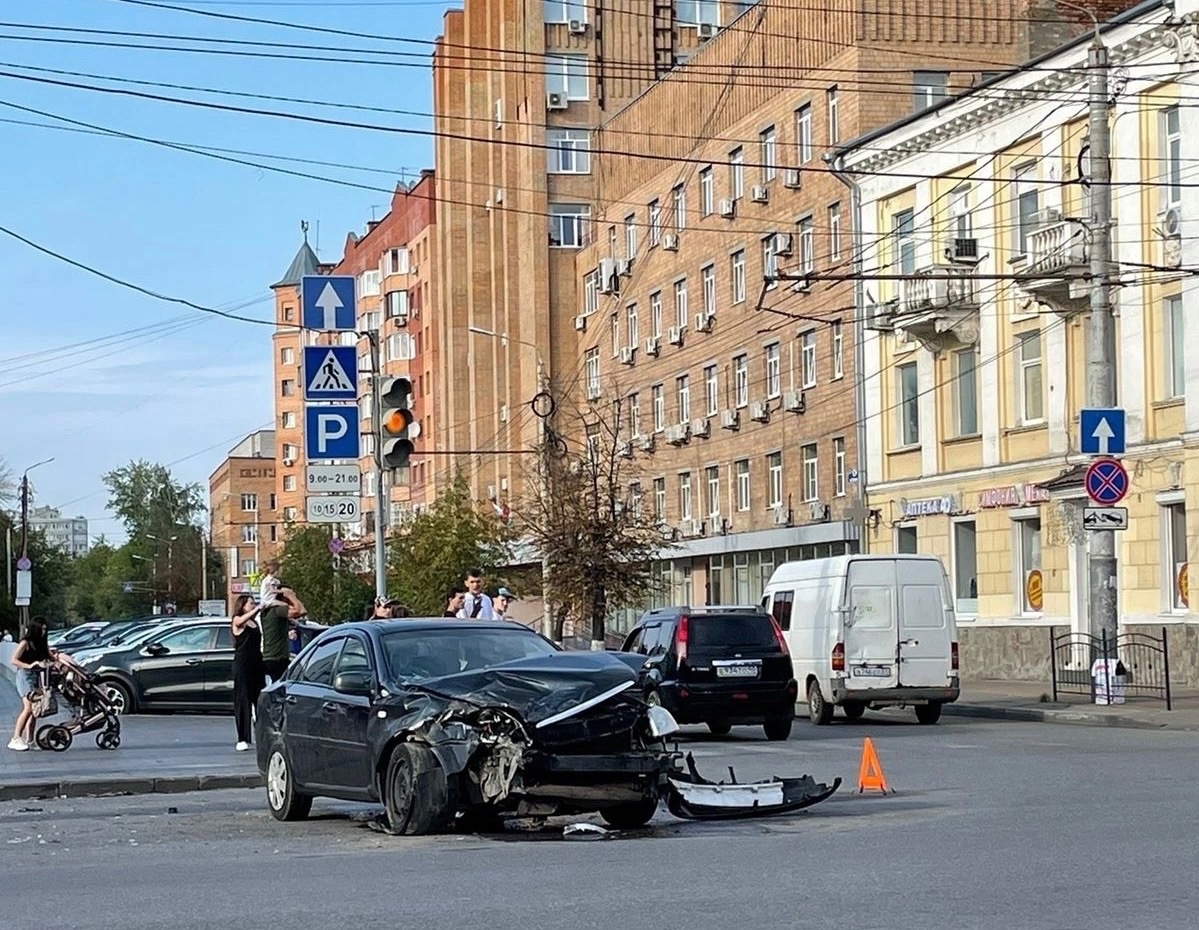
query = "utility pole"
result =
(1086, 32, 1119, 643)
(17, 473, 30, 627)
(367, 330, 387, 599)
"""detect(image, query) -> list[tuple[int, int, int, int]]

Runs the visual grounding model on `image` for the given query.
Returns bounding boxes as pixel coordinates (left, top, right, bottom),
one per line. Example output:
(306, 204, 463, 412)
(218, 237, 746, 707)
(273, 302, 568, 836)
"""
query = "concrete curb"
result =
(0, 772, 264, 803)
(944, 701, 1197, 731)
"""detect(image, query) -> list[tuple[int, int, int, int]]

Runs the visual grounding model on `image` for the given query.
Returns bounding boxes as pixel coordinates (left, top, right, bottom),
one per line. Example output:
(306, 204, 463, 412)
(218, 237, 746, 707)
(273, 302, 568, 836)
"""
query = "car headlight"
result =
(647, 705, 680, 739)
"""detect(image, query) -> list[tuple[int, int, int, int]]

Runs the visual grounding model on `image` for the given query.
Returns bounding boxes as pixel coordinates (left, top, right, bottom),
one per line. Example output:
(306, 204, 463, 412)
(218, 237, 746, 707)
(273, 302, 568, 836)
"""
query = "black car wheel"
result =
(103, 680, 134, 716)
(384, 742, 457, 836)
(807, 681, 834, 726)
(915, 702, 943, 725)
(707, 721, 732, 736)
(599, 796, 659, 830)
(266, 747, 312, 822)
(763, 714, 793, 741)
(842, 701, 866, 721)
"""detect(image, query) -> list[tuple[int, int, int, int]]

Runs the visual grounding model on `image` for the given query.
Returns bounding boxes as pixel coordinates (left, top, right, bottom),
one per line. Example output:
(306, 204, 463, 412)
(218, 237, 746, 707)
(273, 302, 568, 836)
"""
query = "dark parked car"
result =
(255, 619, 695, 834)
(618, 606, 798, 740)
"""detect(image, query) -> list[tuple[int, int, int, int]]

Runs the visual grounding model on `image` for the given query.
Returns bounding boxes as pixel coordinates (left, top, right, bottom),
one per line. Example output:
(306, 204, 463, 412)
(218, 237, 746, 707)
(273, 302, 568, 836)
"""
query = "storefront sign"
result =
(1025, 569, 1044, 612)
(978, 483, 1052, 509)
(1178, 562, 1189, 609)
(899, 495, 959, 518)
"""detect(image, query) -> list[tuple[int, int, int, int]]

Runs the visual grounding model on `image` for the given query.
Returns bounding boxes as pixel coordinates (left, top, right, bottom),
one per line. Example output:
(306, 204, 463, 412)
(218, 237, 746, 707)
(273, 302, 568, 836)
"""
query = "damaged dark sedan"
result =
(255, 619, 841, 835)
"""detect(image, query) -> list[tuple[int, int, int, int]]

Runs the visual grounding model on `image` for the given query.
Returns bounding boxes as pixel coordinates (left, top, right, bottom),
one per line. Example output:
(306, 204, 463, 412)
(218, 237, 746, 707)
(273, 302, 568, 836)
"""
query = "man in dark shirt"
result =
(262, 584, 304, 681)
(443, 586, 465, 617)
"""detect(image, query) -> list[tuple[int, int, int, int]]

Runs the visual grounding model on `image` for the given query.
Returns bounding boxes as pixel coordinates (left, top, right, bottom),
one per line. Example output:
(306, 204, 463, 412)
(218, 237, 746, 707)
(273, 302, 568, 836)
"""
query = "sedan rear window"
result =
(687, 615, 778, 649)
(382, 628, 558, 682)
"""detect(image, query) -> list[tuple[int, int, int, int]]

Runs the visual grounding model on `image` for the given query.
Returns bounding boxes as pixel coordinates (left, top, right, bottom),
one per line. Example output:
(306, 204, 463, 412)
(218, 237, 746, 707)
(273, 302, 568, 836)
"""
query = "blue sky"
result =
(0, 0, 446, 543)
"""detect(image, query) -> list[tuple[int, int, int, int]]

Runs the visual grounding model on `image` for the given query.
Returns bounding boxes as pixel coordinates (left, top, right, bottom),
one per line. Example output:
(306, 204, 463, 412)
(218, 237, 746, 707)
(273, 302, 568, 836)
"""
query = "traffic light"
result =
(379, 376, 419, 469)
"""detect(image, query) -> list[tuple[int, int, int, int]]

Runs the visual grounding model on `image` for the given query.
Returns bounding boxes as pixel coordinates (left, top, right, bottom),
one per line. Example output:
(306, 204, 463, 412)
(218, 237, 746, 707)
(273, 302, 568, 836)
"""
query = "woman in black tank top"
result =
(230, 595, 265, 752)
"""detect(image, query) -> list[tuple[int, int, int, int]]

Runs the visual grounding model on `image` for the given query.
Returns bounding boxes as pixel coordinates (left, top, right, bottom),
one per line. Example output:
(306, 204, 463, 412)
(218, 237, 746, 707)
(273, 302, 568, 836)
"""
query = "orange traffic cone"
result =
(857, 737, 894, 795)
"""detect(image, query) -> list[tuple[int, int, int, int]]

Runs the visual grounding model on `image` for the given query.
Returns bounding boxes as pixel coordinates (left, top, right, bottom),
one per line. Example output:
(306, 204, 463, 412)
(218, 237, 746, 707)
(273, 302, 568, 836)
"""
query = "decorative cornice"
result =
(849, 22, 1173, 176)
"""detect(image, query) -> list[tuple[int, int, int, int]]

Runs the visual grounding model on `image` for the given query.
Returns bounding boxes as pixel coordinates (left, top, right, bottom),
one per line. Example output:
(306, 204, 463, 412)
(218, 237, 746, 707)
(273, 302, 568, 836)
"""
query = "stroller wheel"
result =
(35, 725, 54, 750)
(44, 726, 73, 752)
(96, 731, 121, 750)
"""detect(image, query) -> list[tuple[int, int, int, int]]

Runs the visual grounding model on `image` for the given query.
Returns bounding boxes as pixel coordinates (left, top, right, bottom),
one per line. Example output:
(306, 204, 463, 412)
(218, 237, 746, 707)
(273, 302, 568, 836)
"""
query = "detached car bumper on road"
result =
(254, 620, 840, 834)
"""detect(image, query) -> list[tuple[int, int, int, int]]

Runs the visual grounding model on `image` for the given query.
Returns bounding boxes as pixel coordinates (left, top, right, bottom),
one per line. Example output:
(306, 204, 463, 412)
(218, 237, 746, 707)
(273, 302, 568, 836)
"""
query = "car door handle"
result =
(321, 701, 339, 713)
(185, 658, 203, 666)
(284, 694, 297, 705)
(900, 639, 919, 646)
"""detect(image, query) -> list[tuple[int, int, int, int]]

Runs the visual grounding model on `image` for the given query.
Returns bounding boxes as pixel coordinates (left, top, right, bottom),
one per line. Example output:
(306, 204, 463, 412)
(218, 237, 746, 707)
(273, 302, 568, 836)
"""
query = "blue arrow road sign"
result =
(301, 275, 356, 331)
(1079, 407, 1126, 456)
(305, 406, 361, 460)
(303, 345, 358, 401)
(1085, 457, 1129, 506)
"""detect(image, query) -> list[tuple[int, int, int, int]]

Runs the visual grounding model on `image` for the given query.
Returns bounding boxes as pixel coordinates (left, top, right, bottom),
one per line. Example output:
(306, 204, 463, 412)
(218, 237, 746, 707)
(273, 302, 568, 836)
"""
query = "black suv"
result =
(618, 606, 798, 740)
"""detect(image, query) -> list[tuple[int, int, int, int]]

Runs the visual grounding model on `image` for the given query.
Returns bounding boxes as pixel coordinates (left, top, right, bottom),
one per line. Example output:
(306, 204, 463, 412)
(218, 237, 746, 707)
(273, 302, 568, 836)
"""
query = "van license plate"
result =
(852, 666, 892, 678)
(716, 665, 758, 678)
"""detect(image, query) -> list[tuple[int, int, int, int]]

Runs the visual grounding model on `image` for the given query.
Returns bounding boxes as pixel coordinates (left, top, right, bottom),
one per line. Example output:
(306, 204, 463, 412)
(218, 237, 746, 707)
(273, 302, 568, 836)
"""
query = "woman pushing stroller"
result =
(8, 617, 82, 752)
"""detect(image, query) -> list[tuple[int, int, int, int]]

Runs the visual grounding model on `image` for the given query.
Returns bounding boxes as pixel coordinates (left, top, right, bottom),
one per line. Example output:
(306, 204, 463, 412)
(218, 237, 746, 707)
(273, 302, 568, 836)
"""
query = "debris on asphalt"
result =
(563, 822, 611, 839)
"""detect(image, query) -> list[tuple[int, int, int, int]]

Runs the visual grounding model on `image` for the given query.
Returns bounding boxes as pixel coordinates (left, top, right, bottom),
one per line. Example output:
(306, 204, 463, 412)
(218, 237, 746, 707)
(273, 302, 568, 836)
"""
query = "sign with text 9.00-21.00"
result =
(306, 495, 361, 524)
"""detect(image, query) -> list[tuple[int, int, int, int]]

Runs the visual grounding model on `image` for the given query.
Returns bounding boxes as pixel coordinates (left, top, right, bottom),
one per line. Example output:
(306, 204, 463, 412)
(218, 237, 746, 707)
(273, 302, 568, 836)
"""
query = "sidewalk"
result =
(948, 678, 1199, 731)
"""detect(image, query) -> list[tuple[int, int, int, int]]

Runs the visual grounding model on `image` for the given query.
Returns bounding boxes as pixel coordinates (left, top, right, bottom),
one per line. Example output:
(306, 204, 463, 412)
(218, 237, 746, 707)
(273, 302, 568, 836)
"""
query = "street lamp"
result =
(146, 533, 178, 611)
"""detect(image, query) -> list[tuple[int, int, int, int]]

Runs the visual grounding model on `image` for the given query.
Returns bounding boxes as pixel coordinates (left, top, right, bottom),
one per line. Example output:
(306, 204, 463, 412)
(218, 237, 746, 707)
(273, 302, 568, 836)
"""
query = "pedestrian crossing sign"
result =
(303, 346, 359, 401)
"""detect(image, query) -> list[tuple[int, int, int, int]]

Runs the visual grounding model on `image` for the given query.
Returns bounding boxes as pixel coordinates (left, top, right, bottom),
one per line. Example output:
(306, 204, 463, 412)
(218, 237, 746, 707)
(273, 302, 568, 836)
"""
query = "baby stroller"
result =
(33, 664, 122, 752)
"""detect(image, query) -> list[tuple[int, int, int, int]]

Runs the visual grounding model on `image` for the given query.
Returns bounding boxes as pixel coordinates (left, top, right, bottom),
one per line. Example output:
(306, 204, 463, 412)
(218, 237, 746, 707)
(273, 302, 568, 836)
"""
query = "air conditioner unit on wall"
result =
(568, 19, 588, 34)
(547, 92, 568, 111)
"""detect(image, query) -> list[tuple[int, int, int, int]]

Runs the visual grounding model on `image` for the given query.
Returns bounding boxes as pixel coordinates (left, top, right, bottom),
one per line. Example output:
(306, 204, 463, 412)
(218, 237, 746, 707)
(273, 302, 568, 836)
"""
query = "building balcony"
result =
(1014, 215, 1091, 317)
(893, 264, 981, 352)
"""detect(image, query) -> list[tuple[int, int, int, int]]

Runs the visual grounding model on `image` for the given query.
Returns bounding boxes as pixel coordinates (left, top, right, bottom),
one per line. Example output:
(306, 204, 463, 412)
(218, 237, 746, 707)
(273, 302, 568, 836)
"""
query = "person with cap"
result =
(494, 587, 517, 621)
(364, 596, 410, 620)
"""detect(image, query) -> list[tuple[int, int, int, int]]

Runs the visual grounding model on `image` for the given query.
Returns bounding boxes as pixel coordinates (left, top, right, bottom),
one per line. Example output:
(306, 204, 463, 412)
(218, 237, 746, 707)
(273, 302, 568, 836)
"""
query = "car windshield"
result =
(381, 627, 557, 682)
(93, 624, 143, 646)
(122, 624, 190, 648)
(688, 614, 778, 649)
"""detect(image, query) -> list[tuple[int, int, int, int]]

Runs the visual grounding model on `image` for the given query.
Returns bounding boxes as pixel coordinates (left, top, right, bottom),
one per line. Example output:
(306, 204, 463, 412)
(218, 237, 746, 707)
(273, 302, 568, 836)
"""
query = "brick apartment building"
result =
(269, 176, 438, 551)
(561, 0, 1095, 622)
(208, 429, 278, 608)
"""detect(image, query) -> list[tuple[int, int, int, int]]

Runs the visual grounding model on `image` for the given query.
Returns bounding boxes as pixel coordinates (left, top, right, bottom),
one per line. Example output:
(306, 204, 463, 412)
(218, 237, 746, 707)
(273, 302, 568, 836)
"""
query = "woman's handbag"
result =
(27, 686, 57, 718)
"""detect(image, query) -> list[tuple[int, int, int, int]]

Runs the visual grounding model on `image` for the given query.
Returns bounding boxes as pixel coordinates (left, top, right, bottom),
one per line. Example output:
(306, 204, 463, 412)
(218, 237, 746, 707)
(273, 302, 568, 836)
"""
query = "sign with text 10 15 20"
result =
(306, 464, 362, 491)
(306, 495, 361, 523)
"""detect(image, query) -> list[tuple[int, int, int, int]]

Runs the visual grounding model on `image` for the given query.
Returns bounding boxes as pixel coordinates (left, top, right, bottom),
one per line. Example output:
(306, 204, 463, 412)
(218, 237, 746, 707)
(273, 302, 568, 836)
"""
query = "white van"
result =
(761, 554, 960, 725)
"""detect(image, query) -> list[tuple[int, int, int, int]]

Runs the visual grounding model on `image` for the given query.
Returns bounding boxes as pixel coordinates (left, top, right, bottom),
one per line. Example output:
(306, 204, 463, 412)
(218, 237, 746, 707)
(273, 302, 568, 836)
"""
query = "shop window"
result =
(952, 519, 978, 614)
(1014, 516, 1042, 613)
(1163, 501, 1188, 611)
(896, 524, 917, 554)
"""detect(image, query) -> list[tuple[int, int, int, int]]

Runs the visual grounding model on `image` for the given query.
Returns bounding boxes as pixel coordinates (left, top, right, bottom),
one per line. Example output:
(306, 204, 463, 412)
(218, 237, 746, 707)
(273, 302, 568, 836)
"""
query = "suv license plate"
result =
(716, 665, 758, 678)
(852, 666, 892, 678)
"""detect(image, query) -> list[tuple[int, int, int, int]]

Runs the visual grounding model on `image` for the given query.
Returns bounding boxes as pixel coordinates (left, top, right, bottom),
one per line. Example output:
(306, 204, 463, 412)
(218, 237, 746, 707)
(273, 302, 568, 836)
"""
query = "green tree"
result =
(388, 470, 514, 616)
(0, 512, 74, 636)
(0, 457, 14, 507)
(279, 523, 373, 622)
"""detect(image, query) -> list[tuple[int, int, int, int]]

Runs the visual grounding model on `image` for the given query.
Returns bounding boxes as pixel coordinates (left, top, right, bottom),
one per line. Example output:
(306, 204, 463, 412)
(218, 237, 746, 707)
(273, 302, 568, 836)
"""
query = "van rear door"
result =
(843, 559, 900, 689)
(897, 560, 954, 688)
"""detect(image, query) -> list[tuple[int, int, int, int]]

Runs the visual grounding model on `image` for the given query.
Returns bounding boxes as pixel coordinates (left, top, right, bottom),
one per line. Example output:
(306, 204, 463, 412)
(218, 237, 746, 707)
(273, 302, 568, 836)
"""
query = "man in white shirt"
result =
(458, 568, 494, 620)
(259, 559, 281, 610)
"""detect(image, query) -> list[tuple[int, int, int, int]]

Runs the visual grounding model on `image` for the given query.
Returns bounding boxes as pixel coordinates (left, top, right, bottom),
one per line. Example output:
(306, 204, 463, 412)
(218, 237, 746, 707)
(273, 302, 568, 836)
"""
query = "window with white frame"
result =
(679, 471, 693, 521)
(652, 384, 665, 431)
(767, 452, 783, 509)
(791, 442, 815, 505)
(281, 378, 296, 397)
(585, 348, 600, 399)
(583, 269, 599, 316)
(386, 247, 410, 275)
(949, 183, 973, 245)
(672, 184, 686, 232)
(729, 147, 745, 200)
(704, 364, 718, 414)
(953, 519, 978, 613)
(548, 203, 590, 248)
(1016, 330, 1044, 423)
(831, 321, 843, 379)
(896, 524, 918, 553)
(735, 459, 750, 511)
(363, 309, 381, 331)
(1163, 500, 1188, 610)
(762, 236, 778, 287)
(624, 214, 637, 259)
(1015, 516, 1042, 613)
(544, 0, 585, 24)
(826, 86, 839, 143)
(388, 332, 416, 361)
(242, 524, 257, 544)
(702, 264, 716, 316)
(545, 53, 588, 99)
(699, 167, 714, 215)
(546, 129, 590, 173)
(608, 226, 617, 258)
(281, 411, 296, 429)
(731, 249, 746, 303)
(626, 303, 638, 347)
(628, 392, 641, 437)
(833, 437, 846, 496)
(1164, 294, 1184, 400)
(1013, 162, 1039, 255)
(912, 70, 948, 111)
(706, 466, 721, 517)
(801, 330, 817, 388)
(386, 289, 409, 320)
(795, 104, 812, 164)
(357, 269, 381, 298)
(892, 208, 916, 275)
(674, 279, 688, 328)
(829, 203, 842, 260)
(280, 347, 294, 365)
(760, 126, 777, 182)
(675, 0, 718, 25)
(610, 314, 620, 357)
(650, 291, 663, 337)
(241, 493, 258, 512)
(630, 482, 643, 518)
(240, 558, 257, 577)
(765, 343, 780, 398)
(953, 347, 979, 435)
(283, 475, 297, 492)
(283, 506, 297, 521)
(359, 392, 373, 421)
(1161, 105, 1181, 208)
(676, 374, 690, 423)
(648, 200, 662, 246)
(733, 354, 748, 407)
(797, 217, 814, 272)
(898, 362, 919, 446)
(653, 478, 666, 520)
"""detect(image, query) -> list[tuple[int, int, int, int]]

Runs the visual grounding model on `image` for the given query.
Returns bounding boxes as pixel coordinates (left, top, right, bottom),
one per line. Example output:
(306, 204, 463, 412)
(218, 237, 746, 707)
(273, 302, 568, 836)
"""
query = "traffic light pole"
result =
(366, 331, 387, 599)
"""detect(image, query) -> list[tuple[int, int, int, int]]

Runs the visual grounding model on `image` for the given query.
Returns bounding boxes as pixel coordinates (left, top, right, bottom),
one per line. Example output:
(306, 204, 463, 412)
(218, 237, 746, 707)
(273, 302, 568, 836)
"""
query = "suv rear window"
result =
(687, 614, 778, 649)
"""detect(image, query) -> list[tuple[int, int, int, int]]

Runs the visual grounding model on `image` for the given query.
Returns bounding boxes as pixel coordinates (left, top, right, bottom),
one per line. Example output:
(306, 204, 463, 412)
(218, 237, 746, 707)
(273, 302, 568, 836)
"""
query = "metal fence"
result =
(1049, 627, 1172, 710)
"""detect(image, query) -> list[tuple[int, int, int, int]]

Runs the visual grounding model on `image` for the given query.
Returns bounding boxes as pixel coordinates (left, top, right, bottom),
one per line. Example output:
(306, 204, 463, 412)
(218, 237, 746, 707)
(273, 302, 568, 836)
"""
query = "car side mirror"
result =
(333, 671, 373, 696)
(145, 642, 167, 656)
(643, 654, 665, 668)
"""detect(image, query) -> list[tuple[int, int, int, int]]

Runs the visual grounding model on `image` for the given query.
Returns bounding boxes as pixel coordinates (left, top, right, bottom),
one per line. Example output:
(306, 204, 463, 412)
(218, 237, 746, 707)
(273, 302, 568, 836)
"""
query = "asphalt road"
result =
(4, 717, 1196, 930)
